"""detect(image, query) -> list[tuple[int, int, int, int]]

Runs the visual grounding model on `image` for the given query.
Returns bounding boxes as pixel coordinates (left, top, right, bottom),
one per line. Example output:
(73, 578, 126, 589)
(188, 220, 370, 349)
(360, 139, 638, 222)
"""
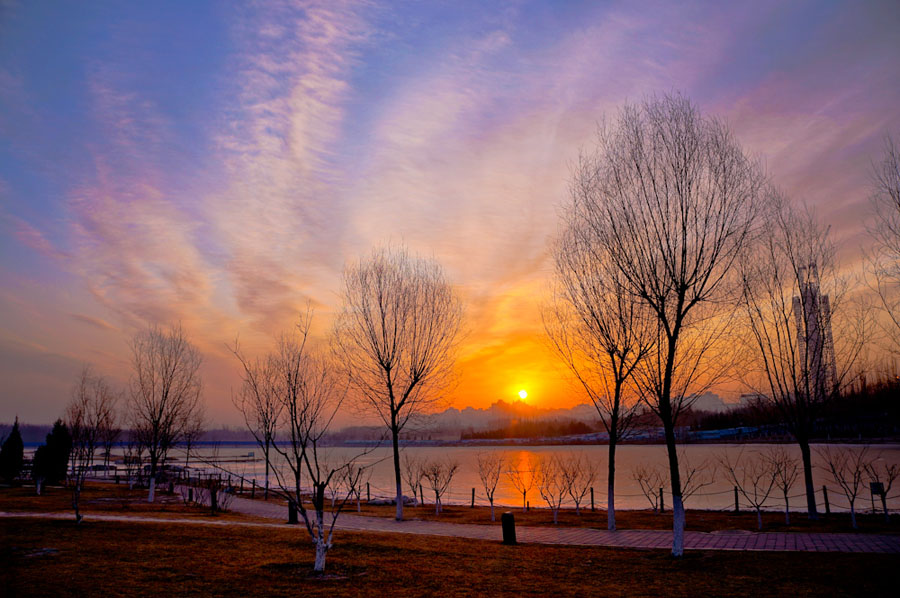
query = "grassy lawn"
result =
(3, 517, 898, 597)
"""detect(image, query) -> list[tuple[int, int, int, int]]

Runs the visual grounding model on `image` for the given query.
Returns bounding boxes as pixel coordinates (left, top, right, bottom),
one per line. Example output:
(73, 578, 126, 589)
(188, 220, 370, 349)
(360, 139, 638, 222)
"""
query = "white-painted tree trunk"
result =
(35, 479, 43, 496)
(148, 477, 156, 503)
(850, 502, 857, 529)
(313, 510, 329, 572)
(672, 495, 685, 557)
(490, 501, 495, 522)
(756, 508, 763, 530)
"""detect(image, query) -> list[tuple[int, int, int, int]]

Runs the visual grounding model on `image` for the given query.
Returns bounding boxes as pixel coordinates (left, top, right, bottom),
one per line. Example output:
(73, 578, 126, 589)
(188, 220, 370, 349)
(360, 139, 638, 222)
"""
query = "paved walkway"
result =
(223, 495, 900, 554)
(5, 495, 900, 554)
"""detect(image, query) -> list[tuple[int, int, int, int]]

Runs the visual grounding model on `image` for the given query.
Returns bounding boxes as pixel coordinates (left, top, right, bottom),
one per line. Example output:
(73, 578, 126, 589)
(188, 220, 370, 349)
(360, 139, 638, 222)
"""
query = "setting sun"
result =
(518, 389, 528, 400)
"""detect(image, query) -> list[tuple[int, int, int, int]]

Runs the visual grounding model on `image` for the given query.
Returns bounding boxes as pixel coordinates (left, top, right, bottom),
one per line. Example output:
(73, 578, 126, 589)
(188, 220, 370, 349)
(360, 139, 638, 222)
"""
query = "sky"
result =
(1, 0, 899, 426)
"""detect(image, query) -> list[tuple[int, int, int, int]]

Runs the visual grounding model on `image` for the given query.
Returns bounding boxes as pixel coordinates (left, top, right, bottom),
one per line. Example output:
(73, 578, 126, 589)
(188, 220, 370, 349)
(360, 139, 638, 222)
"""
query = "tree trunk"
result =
(784, 490, 790, 525)
(490, 500, 495, 522)
(850, 501, 857, 530)
(391, 423, 403, 521)
(608, 437, 617, 531)
(522, 490, 527, 512)
(663, 421, 685, 556)
(264, 458, 270, 501)
(672, 494, 685, 556)
(881, 493, 889, 524)
(798, 438, 818, 520)
(148, 476, 156, 503)
(553, 508, 558, 525)
(756, 507, 763, 530)
(314, 510, 328, 573)
(434, 490, 440, 515)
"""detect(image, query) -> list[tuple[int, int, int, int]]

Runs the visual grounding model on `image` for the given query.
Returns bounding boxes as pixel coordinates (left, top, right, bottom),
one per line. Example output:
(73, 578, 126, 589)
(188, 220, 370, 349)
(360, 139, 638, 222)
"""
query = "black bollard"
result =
(188, 487, 193, 502)
(288, 501, 298, 524)
(822, 485, 830, 516)
(659, 488, 665, 513)
(471, 488, 475, 508)
(501, 511, 517, 545)
(734, 486, 740, 513)
(367, 482, 370, 502)
(591, 487, 595, 512)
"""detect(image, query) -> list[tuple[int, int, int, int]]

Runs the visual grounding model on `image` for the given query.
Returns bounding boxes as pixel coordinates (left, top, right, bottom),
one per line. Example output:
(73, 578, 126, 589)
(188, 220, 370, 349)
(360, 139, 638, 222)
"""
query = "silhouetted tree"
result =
(738, 196, 868, 519)
(545, 202, 654, 530)
(67, 367, 116, 522)
(31, 420, 71, 490)
(867, 134, 900, 353)
(574, 94, 767, 556)
(129, 324, 203, 503)
(0, 417, 24, 484)
(334, 245, 463, 521)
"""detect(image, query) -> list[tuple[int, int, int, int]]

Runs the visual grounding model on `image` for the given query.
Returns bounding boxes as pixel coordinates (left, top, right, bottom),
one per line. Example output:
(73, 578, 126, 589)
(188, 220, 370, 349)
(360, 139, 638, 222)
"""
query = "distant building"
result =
(792, 263, 837, 400)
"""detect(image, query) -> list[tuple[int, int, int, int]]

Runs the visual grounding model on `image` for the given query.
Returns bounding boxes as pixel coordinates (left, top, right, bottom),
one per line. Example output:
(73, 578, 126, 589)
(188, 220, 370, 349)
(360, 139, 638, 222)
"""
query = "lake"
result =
(168, 443, 900, 513)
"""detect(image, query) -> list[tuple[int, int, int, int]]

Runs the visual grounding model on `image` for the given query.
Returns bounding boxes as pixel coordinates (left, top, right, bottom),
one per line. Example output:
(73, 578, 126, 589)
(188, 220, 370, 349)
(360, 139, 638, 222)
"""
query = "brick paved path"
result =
(221, 495, 900, 554)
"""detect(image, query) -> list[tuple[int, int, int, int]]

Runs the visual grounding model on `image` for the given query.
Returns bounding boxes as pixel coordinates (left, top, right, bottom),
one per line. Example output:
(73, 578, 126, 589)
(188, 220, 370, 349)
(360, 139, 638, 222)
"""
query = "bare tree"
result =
(738, 196, 869, 519)
(402, 453, 426, 508)
(505, 460, 534, 512)
(633, 462, 667, 513)
(535, 457, 570, 525)
(98, 394, 120, 477)
(231, 345, 282, 499)
(679, 451, 717, 506)
(865, 455, 899, 523)
(476, 452, 504, 521)
(765, 446, 801, 525)
(67, 367, 116, 523)
(820, 445, 872, 530)
(181, 404, 206, 472)
(561, 454, 598, 516)
(266, 313, 368, 573)
(867, 134, 900, 353)
(422, 458, 459, 515)
(129, 324, 203, 503)
(575, 94, 767, 555)
(334, 245, 463, 521)
(718, 449, 777, 530)
(544, 207, 654, 531)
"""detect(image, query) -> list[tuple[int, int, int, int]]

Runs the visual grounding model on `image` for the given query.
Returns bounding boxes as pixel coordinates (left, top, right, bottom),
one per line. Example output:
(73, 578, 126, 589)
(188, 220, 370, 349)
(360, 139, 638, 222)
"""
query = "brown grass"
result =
(2, 516, 896, 597)
(0, 483, 270, 524)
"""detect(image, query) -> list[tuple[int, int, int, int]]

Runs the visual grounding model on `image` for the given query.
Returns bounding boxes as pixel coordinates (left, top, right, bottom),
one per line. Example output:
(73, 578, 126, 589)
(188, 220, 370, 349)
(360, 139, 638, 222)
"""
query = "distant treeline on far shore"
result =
(4, 372, 899, 446)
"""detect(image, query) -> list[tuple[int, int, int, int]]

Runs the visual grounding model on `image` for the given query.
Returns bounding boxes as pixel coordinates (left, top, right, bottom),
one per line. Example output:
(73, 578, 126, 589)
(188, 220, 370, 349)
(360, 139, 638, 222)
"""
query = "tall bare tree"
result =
(67, 367, 116, 522)
(505, 460, 534, 512)
(545, 207, 654, 530)
(738, 196, 868, 519)
(867, 134, 900, 353)
(129, 324, 203, 503)
(266, 313, 368, 573)
(334, 245, 463, 521)
(231, 344, 282, 499)
(574, 94, 766, 555)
